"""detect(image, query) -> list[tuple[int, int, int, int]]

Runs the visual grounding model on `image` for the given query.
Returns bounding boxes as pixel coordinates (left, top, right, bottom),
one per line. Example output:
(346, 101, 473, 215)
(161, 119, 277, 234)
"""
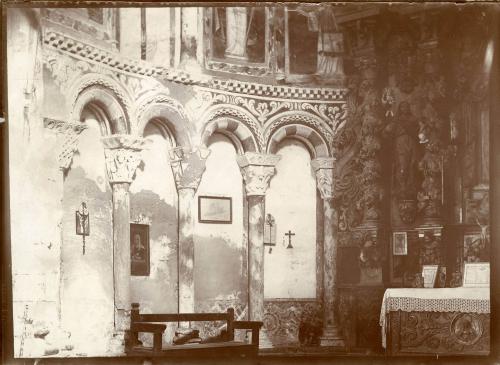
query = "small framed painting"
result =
(130, 223, 150, 276)
(463, 262, 490, 288)
(422, 265, 439, 288)
(198, 196, 232, 224)
(393, 232, 408, 256)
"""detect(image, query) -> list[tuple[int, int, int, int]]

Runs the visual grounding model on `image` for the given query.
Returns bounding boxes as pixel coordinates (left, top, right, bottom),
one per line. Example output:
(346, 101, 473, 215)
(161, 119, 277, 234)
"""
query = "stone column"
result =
(102, 135, 146, 331)
(236, 153, 280, 329)
(225, 7, 248, 60)
(168, 146, 211, 316)
(311, 158, 345, 348)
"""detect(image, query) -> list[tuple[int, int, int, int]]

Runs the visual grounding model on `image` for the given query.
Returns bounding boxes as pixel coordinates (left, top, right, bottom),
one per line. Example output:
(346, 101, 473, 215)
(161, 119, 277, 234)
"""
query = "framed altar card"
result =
(422, 265, 439, 288)
(393, 232, 407, 256)
(463, 262, 490, 288)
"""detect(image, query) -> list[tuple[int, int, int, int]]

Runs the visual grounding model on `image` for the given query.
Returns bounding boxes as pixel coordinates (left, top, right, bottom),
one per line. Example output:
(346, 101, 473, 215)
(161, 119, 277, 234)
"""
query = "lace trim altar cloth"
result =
(379, 288, 490, 348)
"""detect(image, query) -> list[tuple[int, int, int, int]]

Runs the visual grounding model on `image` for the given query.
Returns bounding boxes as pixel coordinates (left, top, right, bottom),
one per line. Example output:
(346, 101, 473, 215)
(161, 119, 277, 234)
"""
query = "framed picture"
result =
(422, 265, 439, 288)
(198, 196, 232, 224)
(130, 223, 150, 276)
(463, 262, 490, 288)
(393, 232, 407, 256)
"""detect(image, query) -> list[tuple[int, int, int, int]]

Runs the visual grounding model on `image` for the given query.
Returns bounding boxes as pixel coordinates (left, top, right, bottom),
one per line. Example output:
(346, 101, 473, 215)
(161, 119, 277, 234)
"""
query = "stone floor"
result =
(2, 354, 499, 365)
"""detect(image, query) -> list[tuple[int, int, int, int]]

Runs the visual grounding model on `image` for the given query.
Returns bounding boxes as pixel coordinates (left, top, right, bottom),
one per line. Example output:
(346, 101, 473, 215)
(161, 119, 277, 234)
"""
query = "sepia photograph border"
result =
(2, 1, 500, 365)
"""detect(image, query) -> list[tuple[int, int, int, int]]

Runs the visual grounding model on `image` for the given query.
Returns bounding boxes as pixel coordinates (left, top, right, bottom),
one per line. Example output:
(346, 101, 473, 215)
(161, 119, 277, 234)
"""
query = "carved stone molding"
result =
(136, 93, 189, 127)
(102, 135, 147, 184)
(311, 158, 335, 200)
(43, 47, 162, 119)
(236, 153, 280, 196)
(43, 30, 161, 78)
(198, 87, 346, 138)
(43, 27, 348, 105)
(168, 146, 211, 191)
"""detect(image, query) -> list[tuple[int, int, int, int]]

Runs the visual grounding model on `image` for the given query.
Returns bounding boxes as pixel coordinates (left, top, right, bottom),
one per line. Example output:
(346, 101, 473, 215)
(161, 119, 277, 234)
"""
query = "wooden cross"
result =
(285, 230, 295, 249)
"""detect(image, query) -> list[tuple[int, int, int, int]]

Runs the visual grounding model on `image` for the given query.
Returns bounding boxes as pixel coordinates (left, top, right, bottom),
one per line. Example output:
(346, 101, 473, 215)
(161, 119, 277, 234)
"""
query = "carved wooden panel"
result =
(263, 300, 321, 347)
(389, 311, 490, 355)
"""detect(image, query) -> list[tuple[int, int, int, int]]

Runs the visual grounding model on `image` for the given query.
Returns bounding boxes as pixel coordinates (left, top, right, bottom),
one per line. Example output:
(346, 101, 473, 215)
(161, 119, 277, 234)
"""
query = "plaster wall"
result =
(194, 134, 246, 310)
(8, 8, 67, 358)
(129, 123, 179, 344)
(264, 140, 317, 299)
(60, 115, 114, 356)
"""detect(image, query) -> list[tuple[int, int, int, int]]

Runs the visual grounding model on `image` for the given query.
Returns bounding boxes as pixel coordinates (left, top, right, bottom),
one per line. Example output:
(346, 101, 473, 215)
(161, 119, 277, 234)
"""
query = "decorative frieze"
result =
(102, 135, 147, 184)
(236, 153, 281, 196)
(43, 28, 347, 102)
(43, 48, 162, 108)
(168, 147, 211, 191)
(197, 87, 347, 134)
(43, 31, 161, 77)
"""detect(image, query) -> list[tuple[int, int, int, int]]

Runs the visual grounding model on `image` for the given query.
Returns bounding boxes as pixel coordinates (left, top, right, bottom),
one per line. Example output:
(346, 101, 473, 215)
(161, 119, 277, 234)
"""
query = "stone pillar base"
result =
(224, 52, 248, 61)
(108, 331, 126, 355)
(320, 325, 345, 347)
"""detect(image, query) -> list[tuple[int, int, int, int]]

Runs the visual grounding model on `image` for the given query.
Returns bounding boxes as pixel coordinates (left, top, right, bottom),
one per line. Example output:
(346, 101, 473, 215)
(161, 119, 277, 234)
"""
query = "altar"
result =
(380, 288, 490, 356)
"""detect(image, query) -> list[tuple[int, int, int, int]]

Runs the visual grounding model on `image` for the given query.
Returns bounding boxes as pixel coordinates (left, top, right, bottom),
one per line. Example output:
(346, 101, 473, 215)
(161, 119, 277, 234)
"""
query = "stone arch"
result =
(136, 92, 192, 150)
(70, 73, 132, 135)
(199, 105, 260, 154)
(265, 112, 332, 158)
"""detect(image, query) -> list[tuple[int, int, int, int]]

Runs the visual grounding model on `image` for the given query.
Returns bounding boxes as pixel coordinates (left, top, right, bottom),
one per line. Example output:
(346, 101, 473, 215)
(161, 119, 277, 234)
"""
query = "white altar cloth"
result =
(379, 287, 490, 348)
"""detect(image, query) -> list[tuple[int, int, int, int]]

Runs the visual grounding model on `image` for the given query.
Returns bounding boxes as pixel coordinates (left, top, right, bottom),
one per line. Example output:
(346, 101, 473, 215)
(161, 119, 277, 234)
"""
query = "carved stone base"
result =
(320, 325, 345, 348)
(224, 52, 249, 62)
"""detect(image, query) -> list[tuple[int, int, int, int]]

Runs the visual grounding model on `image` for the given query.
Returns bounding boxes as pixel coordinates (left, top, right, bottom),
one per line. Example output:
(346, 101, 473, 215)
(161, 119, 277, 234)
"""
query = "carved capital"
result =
(44, 118, 89, 172)
(168, 146, 211, 191)
(236, 153, 280, 196)
(311, 158, 335, 200)
(102, 135, 147, 184)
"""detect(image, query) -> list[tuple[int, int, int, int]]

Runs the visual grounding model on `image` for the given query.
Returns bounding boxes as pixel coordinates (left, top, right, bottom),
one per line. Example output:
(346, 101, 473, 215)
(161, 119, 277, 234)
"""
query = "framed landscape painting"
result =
(198, 196, 232, 224)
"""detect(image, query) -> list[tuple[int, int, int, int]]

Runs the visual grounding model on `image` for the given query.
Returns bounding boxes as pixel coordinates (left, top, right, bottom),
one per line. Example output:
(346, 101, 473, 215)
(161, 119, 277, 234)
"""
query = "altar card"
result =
(463, 262, 490, 288)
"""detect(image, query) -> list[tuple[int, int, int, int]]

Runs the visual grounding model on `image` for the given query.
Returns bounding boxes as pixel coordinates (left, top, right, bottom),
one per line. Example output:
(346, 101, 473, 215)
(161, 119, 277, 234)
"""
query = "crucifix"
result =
(285, 230, 295, 249)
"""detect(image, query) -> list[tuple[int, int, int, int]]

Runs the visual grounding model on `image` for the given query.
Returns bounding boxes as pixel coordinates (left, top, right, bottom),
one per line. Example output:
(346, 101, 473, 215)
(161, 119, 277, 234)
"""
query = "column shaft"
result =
(247, 195, 265, 321)
(323, 199, 336, 327)
(112, 182, 132, 330)
(311, 157, 345, 348)
(178, 188, 196, 314)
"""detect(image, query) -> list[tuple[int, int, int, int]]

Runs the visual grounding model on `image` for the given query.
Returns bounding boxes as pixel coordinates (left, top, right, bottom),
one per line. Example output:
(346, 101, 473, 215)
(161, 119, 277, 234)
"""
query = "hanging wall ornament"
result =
(76, 202, 90, 254)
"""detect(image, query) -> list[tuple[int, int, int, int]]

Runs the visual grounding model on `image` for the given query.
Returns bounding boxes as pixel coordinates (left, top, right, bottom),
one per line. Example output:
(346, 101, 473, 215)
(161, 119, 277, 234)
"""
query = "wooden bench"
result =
(126, 303, 263, 358)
